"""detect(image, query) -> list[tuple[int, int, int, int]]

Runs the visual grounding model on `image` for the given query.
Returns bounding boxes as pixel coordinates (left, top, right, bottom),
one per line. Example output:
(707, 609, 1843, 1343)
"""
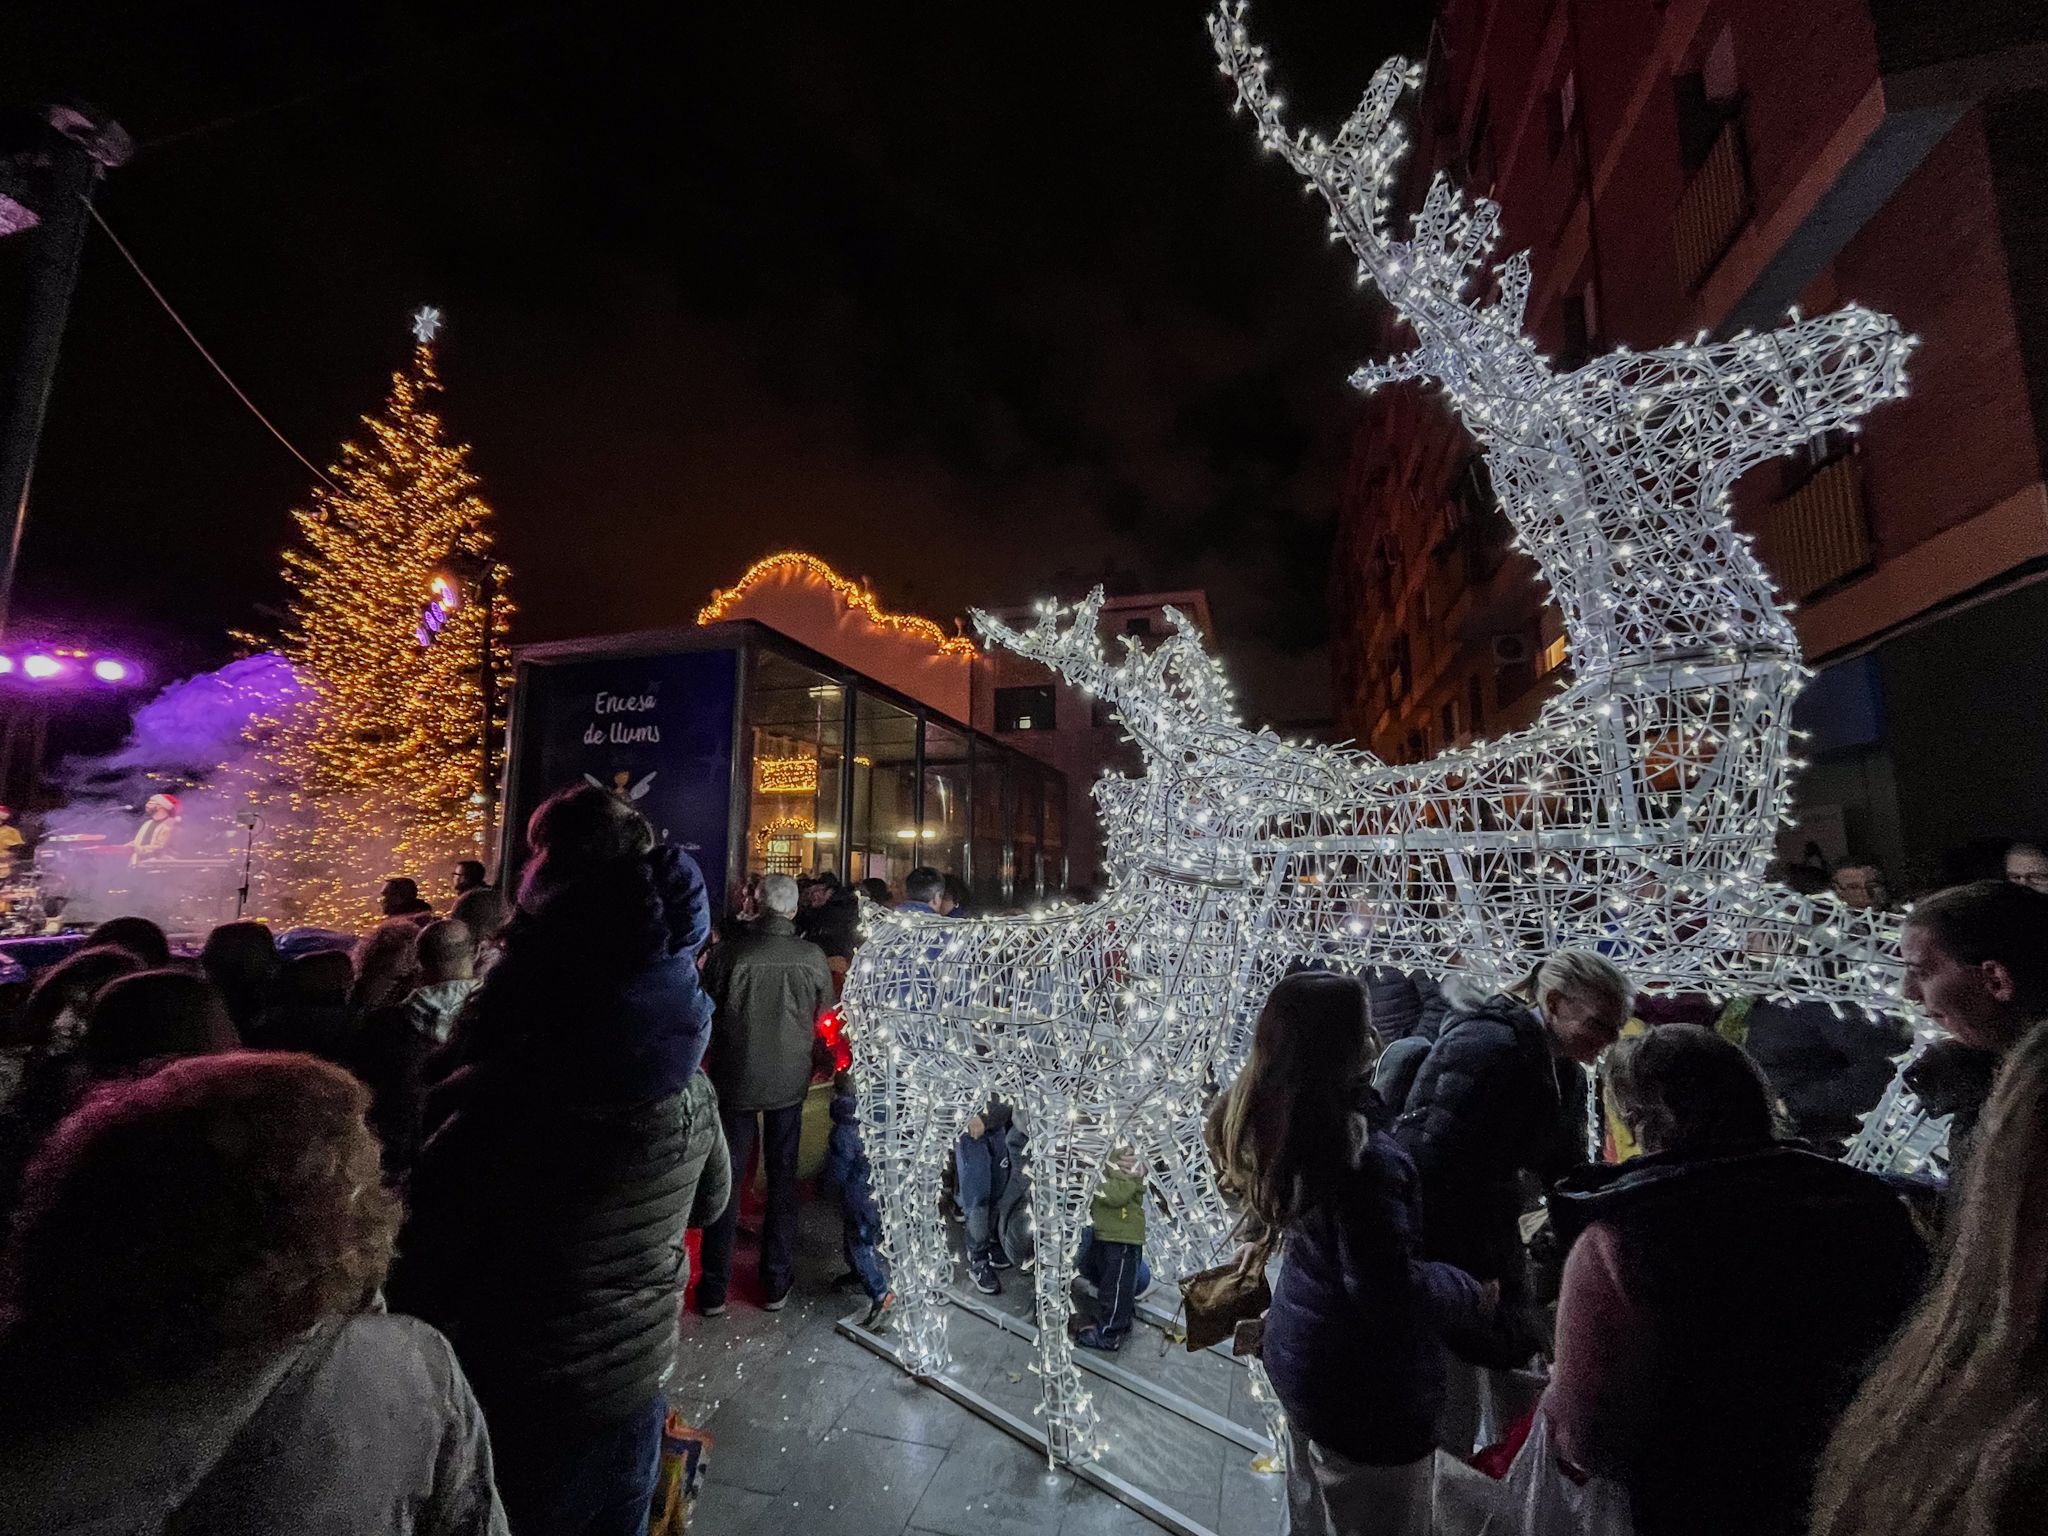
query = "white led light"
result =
(840, 5, 1917, 1469)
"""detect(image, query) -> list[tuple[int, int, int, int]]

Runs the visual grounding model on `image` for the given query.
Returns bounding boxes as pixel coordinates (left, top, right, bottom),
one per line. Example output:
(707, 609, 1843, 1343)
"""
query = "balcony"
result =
(1758, 454, 1873, 601)
(1673, 118, 1753, 291)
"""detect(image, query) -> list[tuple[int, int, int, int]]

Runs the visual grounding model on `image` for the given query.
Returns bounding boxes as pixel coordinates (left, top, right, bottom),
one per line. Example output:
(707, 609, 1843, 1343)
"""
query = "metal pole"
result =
(0, 108, 129, 636)
(478, 560, 497, 869)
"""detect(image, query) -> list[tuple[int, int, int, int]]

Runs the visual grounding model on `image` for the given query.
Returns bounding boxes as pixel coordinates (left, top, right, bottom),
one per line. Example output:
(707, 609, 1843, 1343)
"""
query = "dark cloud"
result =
(10, 1, 1428, 725)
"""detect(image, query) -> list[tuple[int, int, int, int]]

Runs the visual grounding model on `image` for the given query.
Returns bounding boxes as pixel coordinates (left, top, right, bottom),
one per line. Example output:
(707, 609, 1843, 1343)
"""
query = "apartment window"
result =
(1391, 633, 1413, 698)
(1407, 729, 1428, 762)
(1123, 615, 1154, 637)
(1371, 538, 1397, 608)
(1468, 94, 1497, 194)
(1547, 70, 1578, 158)
(1675, 37, 1740, 175)
(994, 685, 1056, 733)
(1562, 292, 1591, 369)
(1467, 673, 1485, 737)
(1540, 633, 1569, 675)
(1441, 698, 1462, 744)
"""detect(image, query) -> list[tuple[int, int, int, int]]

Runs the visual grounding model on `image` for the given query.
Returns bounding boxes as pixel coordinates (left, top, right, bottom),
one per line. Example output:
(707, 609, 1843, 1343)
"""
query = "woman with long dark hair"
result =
(1811, 1018, 2048, 1535)
(1207, 971, 1497, 1536)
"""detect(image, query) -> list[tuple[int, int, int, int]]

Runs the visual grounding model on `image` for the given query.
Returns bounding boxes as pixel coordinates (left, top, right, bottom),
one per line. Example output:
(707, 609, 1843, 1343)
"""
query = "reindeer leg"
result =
(865, 1057, 955, 1378)
(1022, 1096, 1102, 1468)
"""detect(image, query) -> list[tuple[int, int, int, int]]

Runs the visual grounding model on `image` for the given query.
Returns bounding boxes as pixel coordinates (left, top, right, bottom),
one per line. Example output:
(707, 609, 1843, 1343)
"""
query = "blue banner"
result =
(508, 648, 738, 914)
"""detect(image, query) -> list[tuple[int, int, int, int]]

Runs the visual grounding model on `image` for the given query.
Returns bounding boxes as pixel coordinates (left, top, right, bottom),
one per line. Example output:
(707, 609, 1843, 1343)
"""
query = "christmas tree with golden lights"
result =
(243, 309, 512, 926)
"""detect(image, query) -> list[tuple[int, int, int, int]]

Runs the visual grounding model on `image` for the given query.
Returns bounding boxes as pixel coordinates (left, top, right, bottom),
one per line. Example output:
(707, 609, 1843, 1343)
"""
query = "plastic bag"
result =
(648, 1409, 712, 1536)
(1434, 1410, 1634, 1536)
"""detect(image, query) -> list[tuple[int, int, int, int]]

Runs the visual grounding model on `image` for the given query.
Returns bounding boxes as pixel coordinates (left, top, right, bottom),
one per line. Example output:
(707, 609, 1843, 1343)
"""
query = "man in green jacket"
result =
(697, 873, 834, 1314)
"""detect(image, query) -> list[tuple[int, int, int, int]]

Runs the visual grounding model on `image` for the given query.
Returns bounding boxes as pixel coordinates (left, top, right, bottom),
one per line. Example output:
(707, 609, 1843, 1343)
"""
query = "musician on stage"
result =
(129, 794, 180, 865)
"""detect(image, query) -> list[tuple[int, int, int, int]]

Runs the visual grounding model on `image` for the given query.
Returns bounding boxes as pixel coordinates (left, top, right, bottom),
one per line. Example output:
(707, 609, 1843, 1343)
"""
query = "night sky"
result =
(8, 2, 1428, 724)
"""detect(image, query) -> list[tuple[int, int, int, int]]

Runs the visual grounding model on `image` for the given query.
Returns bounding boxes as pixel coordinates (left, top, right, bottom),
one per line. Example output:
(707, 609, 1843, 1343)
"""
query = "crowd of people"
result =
(0, 801, 2045, 1535)
(1213, 872, 2048, 1536)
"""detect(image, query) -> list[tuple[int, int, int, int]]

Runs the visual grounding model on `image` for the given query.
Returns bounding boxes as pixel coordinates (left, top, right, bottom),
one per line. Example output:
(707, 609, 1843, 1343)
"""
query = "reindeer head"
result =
(975, 591, 1335, 885)
(1211, 4, 1911, 673)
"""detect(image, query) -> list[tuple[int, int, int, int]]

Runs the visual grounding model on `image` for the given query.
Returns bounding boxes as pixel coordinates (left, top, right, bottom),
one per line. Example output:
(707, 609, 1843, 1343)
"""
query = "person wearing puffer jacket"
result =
(1389, 951, 1633, 1453)
(388, 784, 714, 1536)
(1390, 953, 1632, 1294)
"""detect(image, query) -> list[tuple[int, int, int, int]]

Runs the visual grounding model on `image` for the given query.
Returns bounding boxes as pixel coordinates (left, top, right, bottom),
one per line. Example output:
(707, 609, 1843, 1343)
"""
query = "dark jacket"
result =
(1544, 1143, 1927, 1536)
(703, 914, 833, 1112)
(1390, 987, 1587, 1287)
(678, 1070, 732, 1283)
(1723, 997, 1912, 1148)
(349, 1003, 438, 1181)
(798, 889, 861, 962)
(1903, 1036, 2001, 1181)
(1363, 968, 1452, 1044)
(1365, 968, 1424, 1041)
(389, 850, 712, 1427)
(1262, 1090, 1496, 1466)
(826, 1090, 878, 1233)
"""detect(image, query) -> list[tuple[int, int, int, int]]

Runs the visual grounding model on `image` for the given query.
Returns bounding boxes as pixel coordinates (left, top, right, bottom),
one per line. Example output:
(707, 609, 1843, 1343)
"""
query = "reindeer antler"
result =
(1210, 2, 1541, 405)
(972, 589, 1243, 738)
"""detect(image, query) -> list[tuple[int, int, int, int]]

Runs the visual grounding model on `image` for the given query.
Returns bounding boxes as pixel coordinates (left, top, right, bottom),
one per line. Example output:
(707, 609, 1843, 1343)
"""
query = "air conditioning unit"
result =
(1490, 633, 1531, 666)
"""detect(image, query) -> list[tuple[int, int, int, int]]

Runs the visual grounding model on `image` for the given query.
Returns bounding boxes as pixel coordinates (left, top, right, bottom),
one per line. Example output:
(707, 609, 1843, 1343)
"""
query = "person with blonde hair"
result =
(1387, 948, 1633, 1449)
(1811, 1018, 2048, 1536)
(0, 1052, 505, 1532)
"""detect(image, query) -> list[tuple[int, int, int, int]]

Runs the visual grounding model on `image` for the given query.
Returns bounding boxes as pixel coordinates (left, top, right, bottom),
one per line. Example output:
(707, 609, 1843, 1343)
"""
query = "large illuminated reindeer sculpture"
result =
(840, 2, 1913, 1470)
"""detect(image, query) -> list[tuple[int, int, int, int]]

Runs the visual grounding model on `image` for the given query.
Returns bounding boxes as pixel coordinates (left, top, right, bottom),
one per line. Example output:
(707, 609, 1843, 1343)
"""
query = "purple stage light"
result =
(22, 654, 61, 680)
(92, 658, 130, 683)
(0, 656, 13, 675)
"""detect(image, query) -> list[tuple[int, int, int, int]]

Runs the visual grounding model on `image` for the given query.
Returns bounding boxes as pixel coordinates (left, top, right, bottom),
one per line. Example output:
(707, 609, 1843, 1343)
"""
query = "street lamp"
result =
(419, 549, 501, 865)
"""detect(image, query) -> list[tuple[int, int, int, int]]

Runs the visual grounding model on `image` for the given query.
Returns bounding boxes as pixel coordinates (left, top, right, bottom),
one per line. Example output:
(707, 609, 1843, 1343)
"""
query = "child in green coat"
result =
(1076, 1147, 1147, 1351)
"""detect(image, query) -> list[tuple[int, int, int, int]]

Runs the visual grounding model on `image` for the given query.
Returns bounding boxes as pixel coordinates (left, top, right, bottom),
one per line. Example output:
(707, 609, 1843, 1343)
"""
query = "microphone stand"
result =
(236, 817, 259, 919)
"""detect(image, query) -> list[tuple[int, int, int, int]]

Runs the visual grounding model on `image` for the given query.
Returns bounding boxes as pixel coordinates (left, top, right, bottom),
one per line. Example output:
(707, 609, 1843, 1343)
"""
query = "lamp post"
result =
(0, 106, 131, 636)
(420, 549, 499, 867)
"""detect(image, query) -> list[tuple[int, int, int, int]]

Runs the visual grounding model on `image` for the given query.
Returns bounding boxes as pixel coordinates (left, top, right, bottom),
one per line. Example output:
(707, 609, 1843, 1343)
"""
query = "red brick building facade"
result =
(1331, 0, 2048, 882)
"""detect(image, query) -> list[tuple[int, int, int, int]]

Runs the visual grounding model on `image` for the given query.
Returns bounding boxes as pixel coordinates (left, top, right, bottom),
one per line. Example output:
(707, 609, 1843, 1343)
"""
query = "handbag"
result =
(1177, 1229, 1274, 1352)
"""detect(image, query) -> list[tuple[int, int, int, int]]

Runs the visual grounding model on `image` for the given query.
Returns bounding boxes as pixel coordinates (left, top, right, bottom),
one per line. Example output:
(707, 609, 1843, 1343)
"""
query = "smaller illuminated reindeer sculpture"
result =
(840, 2, 1915, 1473)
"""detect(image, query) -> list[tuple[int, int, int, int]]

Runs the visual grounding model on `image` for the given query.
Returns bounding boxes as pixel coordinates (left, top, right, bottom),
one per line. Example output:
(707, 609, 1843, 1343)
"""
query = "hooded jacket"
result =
(1389, 983, 1588, 1287)
(389, 848, 712, 1427)
(1261, 1089, 1496, 1466)
(1544, 1143, 1927, 1536)
(1088, 1165, 1147, 1246)
(0, 1313, 504, 1536)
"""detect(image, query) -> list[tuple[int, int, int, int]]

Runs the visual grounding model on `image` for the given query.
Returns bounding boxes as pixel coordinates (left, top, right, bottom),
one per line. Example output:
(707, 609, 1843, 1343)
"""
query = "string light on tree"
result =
(238, 309, 513, 927)
(838, 4, 1915, 1477)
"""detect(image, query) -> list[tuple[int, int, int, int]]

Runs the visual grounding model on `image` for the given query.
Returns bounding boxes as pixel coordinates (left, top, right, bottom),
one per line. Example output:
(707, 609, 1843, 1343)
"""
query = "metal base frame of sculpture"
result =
(840, 3, 1916, 1479)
